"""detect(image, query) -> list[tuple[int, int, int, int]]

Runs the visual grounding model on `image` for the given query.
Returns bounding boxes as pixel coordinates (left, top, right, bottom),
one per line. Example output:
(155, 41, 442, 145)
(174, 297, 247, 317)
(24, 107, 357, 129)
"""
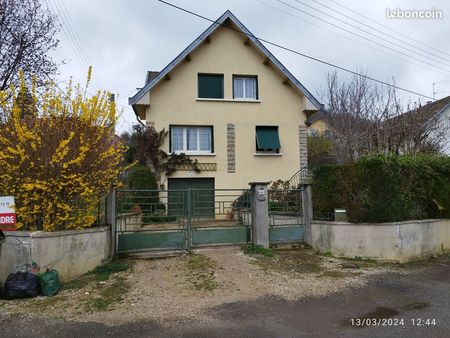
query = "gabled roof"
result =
(388, 96, 450, 126)
(129, 10, 322, 109)
(305, 110, 326, 125)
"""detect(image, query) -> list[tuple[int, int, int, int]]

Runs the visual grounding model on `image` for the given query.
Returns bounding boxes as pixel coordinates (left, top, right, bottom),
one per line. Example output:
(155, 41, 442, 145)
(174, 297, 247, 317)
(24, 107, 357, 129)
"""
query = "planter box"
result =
(0, 227, 111, 283)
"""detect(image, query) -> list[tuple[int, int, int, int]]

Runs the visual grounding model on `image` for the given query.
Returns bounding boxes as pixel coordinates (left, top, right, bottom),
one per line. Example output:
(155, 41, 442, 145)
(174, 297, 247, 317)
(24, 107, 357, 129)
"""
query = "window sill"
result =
(254, 153, 283, 156)
(196, 98, 261, 103)
(170, 152, 216, 156)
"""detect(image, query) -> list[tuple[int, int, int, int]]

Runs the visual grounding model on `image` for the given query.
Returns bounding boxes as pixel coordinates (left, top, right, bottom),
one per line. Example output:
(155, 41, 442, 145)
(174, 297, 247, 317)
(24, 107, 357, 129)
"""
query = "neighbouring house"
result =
(386, 96, 450, 155)
(305, 109, 330, 137)
(129, 10, 323, 192)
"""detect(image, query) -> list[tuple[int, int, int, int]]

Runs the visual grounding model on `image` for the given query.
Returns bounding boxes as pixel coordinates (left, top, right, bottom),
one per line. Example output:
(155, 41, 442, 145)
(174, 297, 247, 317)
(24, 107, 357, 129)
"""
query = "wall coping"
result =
(3, 226, 111, 238)
(312, 219, 450, 227)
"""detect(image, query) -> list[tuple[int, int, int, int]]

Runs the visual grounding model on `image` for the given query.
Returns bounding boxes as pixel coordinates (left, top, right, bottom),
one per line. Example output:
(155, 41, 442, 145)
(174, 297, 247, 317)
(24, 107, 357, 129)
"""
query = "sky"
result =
(46, 0, 450, 134)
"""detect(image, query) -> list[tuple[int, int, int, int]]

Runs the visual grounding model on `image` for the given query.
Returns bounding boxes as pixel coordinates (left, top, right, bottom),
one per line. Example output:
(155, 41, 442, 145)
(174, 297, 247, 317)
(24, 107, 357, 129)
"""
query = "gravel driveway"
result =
(2, 246, 448, 337)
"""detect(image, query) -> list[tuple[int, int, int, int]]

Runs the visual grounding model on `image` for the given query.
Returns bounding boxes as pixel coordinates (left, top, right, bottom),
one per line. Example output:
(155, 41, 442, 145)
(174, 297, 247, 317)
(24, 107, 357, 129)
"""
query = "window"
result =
(171, 126, 213, 154)
(255, 126, 280, 153)
(198, 74, 224, 99)
(233, 76, 257, 100)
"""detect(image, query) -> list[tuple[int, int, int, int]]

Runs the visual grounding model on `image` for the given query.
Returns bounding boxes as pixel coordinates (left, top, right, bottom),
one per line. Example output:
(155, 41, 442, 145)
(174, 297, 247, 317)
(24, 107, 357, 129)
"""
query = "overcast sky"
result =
(47, 0, 450, 133)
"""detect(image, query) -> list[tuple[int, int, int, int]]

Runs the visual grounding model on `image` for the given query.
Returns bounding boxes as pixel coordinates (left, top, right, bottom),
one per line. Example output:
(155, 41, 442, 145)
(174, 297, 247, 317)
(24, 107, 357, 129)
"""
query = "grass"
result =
(87, 260, 130, 281)
(243, 245, 273, 257)
(85, 276, 128, 312)
(186, 254, 218, 291)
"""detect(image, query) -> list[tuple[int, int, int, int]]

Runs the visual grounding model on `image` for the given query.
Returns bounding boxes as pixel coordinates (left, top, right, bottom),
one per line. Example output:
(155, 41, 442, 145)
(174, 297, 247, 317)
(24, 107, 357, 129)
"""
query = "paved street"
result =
(2, 255, 450, 338)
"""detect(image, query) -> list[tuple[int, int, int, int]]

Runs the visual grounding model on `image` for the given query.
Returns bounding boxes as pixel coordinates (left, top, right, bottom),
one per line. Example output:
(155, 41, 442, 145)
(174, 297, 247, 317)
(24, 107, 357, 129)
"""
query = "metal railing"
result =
(287, 168, 312, 188)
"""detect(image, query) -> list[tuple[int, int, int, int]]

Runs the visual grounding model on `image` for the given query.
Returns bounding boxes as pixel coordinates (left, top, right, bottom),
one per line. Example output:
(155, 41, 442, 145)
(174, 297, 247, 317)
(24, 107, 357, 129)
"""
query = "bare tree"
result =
(0, 0, 59, 91)
(323, 71, 448, 163)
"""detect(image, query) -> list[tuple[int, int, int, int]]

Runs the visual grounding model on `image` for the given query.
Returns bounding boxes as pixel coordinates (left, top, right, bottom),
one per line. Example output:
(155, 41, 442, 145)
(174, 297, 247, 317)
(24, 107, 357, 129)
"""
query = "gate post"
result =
(301, 184, 313, 245)
(106, 185, 117, 258)
(249, 182, 270, 248)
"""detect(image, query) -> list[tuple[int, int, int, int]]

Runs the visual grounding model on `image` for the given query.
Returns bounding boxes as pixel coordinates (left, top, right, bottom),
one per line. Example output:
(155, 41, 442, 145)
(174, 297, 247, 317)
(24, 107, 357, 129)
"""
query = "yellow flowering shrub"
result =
(0, 69, 128, 231)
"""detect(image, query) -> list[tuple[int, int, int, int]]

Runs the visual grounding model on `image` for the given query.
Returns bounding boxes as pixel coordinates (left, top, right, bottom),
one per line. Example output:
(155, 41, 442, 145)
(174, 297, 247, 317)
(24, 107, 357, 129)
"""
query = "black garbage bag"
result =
(2, 272, 41, 299)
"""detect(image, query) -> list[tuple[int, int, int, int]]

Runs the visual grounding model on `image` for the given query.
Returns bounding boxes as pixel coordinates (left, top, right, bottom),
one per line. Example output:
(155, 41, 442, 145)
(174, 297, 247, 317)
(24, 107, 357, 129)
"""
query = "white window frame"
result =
(171, 126, 212, 155)
(233, 76, 257, 100)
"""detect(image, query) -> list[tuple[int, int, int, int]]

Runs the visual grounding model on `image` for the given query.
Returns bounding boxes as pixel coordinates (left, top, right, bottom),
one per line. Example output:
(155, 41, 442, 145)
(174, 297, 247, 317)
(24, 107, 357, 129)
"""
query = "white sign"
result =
(0, 196, 16, 230)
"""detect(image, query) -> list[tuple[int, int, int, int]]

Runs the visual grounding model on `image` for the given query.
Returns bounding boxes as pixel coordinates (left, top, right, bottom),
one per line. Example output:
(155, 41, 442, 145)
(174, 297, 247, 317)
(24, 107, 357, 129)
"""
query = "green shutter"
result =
(256, 127, 281, 150)
(198, 74, 224, 99)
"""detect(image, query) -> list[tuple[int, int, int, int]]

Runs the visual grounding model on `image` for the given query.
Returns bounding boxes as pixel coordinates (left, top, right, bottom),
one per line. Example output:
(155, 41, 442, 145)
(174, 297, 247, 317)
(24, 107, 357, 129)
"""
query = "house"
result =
(129, 10, 322, 192)
(386, 96, 450, 155)
(305, 109, 330, 137)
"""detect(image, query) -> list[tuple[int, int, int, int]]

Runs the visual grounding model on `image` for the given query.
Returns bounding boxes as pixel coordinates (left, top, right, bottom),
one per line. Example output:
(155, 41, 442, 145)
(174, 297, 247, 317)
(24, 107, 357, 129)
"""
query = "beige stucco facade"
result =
(133, 22, 318, 190)
(308, 119, 329, 135)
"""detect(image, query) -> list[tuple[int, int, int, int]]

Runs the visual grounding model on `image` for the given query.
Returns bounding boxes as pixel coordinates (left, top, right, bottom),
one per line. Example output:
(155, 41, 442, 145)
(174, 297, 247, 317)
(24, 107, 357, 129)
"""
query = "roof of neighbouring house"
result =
(129, 10, 323, 110)
(388, 96, 450, 126)
(305, 109, 328, 126)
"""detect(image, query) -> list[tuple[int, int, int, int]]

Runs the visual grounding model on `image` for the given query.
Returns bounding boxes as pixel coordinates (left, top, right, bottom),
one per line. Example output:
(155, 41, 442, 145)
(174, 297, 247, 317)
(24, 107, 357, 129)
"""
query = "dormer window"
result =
(233, 75, 257, 100)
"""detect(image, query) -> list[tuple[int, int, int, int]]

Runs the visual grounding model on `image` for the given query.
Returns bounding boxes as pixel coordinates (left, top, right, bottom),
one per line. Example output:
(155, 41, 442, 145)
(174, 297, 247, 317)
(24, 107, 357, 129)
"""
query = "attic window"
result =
(198, 74, 224, 99)
(233, 76, 258, 100)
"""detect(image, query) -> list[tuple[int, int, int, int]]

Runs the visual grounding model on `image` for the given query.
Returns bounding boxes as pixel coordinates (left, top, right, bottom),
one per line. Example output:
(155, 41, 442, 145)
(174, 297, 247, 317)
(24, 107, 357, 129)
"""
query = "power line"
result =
(44, 0, 87, 73)
(274, 0, 450, 73)
(327, 0, 450, 59)
(52, 0, 90, 67)
(45, 0, 106, 90)
(290, 0, 450, 66)
(156, 0, 436, 100)
(255, 0, 445, 77)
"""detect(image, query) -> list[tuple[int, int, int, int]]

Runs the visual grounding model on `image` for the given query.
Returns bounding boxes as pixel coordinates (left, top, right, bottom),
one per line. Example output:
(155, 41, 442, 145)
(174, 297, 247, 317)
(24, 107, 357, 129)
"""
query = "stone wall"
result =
(311, 219, 450, 262)
(0, 227, 111, 282)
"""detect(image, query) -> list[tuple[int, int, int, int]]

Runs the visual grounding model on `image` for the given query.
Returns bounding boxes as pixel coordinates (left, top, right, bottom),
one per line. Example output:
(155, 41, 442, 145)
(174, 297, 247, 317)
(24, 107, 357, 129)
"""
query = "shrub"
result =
(127, 165, 159, 214)
(0, 69, 128, 231)
(313, 154, 450, 223)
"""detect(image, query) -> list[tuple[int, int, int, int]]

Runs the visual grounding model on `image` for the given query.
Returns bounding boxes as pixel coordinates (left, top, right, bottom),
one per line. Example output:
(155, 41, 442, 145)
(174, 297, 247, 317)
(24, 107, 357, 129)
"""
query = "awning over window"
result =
(256, 127, 280, 150)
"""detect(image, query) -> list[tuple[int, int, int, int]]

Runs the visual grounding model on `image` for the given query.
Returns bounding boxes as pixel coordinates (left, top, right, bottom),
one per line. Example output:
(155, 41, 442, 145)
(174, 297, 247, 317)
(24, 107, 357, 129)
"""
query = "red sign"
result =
(0, 196, 16, 231)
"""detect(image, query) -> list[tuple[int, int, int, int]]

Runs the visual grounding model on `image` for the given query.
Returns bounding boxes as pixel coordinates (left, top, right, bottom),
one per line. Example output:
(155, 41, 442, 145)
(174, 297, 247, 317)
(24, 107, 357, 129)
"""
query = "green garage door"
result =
(168, 178, 215, 217)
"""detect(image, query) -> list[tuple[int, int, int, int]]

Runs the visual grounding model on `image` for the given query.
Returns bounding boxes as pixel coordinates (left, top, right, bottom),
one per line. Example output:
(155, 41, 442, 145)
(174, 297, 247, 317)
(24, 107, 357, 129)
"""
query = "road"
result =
(2, 256, 450, 337)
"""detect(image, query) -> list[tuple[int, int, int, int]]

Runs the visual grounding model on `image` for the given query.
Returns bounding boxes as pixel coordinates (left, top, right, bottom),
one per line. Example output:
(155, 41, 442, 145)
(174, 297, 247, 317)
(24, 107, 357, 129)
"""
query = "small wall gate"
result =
(114, 187, 305, 254)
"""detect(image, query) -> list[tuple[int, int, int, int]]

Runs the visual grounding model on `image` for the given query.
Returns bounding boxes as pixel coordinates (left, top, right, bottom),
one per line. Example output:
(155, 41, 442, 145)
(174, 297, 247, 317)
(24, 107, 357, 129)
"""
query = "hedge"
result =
(312, 154, 450, 223)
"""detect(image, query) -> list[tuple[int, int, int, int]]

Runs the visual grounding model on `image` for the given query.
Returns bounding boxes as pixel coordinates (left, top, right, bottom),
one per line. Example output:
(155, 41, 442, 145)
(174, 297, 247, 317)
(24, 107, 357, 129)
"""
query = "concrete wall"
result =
(137, 23, 313, 189)
(312, 219, 450, 262)
(0, 227, 111, 283)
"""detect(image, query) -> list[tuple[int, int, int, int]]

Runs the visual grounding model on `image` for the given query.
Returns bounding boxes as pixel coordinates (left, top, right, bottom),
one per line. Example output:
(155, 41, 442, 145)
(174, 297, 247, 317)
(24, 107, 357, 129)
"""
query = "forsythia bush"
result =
(0, 69, 128, 231)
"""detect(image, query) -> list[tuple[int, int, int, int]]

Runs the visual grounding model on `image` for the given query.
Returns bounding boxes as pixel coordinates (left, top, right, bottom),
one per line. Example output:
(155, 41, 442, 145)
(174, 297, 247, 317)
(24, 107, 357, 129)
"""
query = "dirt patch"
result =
(186, 254, 218, 291)
(251, 247, 324, 274)
(0, 247, 392, 326)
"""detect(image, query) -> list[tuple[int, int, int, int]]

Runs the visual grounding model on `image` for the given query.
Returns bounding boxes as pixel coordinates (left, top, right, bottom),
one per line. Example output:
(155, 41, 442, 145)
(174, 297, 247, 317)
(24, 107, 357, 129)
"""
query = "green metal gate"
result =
(268, 188, 305, 243)
(115, 188, 251, 254)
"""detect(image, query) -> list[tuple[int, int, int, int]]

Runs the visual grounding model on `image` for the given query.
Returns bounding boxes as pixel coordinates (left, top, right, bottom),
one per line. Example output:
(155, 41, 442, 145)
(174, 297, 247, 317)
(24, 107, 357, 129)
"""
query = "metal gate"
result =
(268, 188, 304, 243)
(115, 189, 251, 254)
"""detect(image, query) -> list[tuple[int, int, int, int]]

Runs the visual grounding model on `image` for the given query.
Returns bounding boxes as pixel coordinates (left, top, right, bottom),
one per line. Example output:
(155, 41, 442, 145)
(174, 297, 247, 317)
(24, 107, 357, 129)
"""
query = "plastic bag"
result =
(1, 272, 41, 299)
(39, 269, 60, 297)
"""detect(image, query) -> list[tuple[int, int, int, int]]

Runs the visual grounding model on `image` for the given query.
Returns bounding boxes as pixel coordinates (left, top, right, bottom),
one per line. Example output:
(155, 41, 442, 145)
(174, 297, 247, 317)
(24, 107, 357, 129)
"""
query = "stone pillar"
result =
(299, 124, 308, 169)
(106, 186, 117, 258)
(301, 184, 313, 245)
(227, 123, 236, 173)
(249, 182, 270, 248)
